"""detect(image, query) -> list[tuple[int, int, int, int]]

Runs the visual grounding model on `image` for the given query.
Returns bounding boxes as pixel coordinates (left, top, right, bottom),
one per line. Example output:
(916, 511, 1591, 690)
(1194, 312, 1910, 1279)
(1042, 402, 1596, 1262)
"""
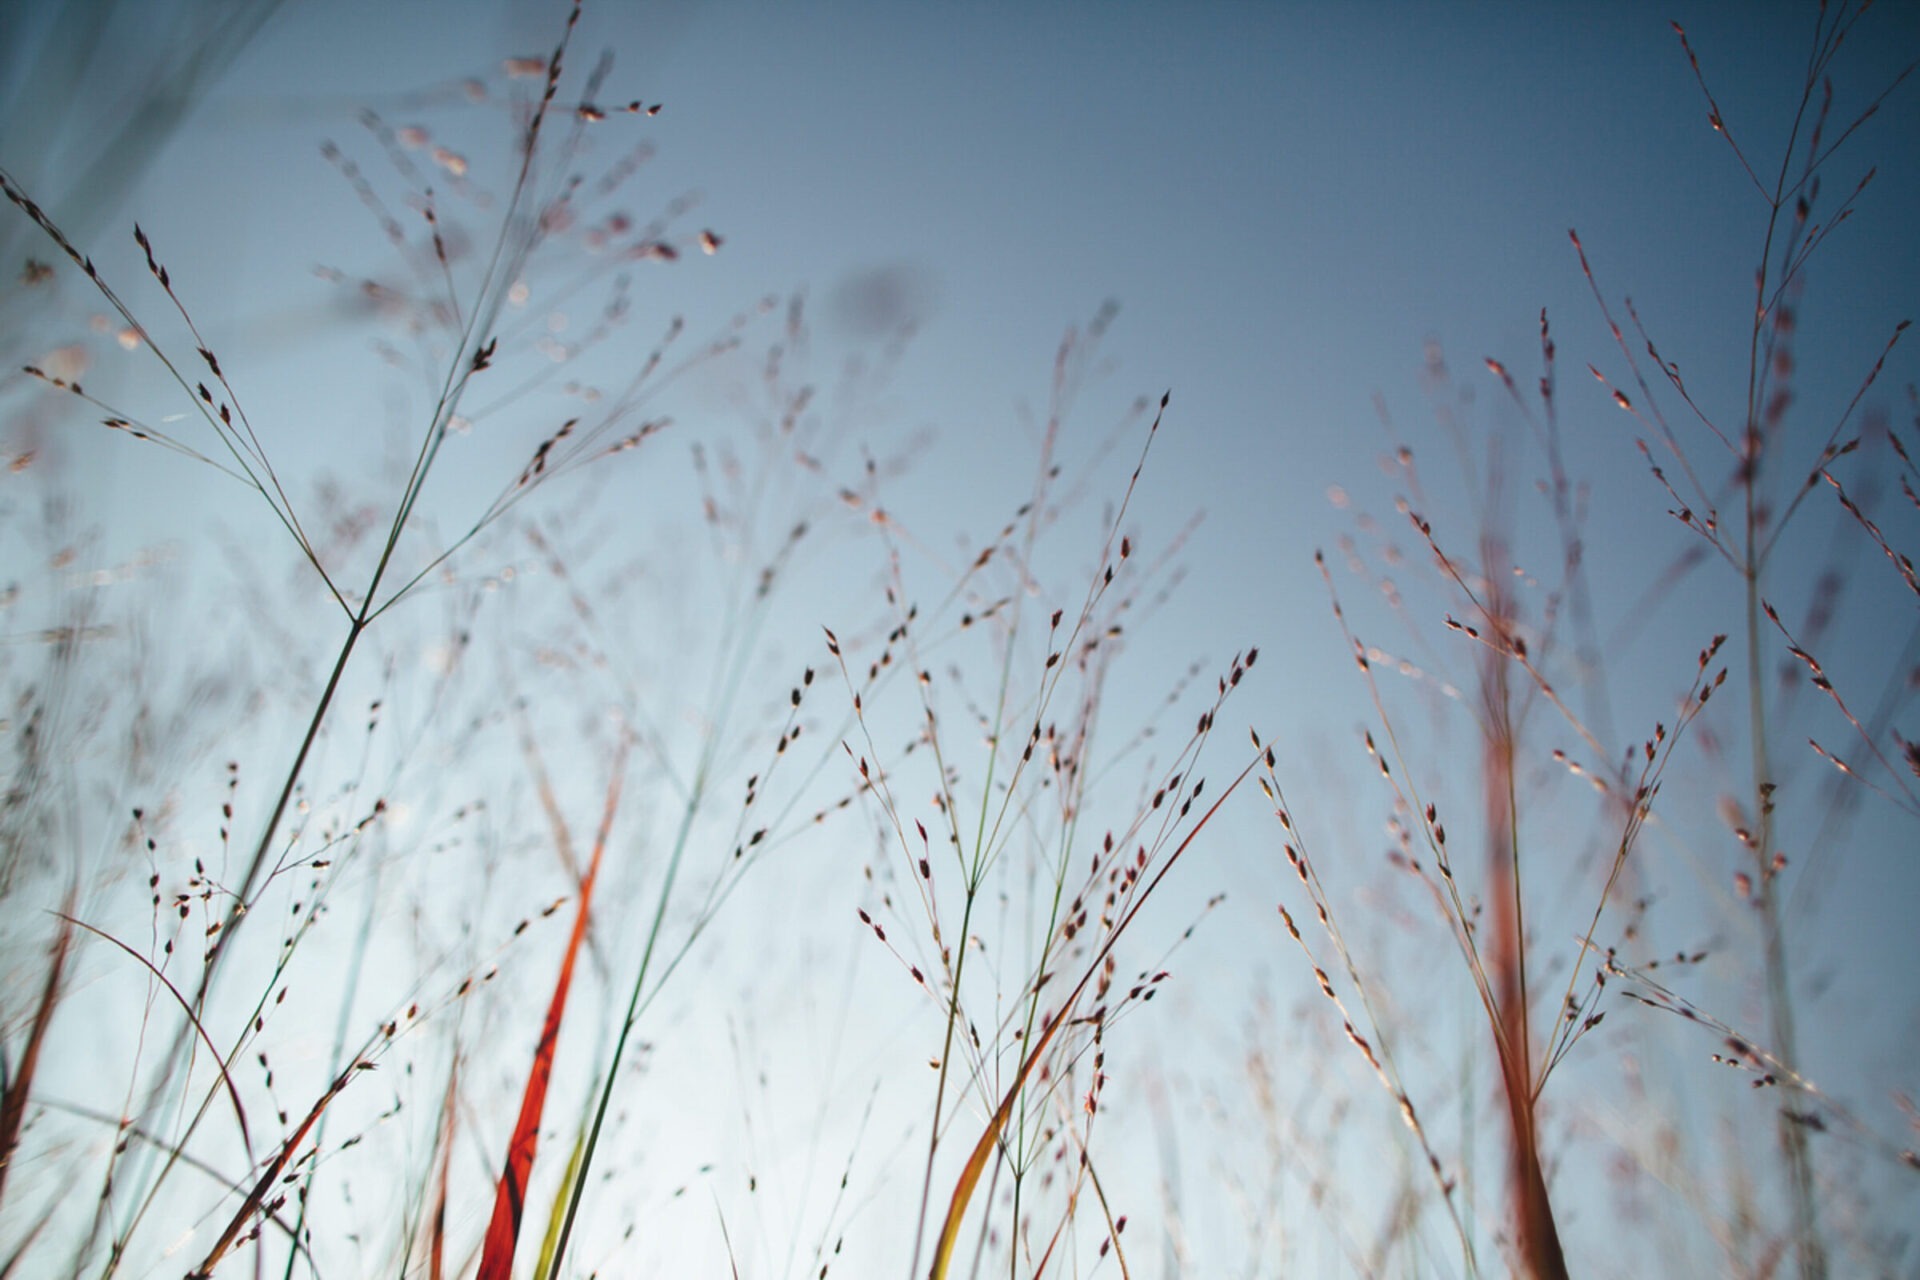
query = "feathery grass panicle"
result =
(0, 2, 794, 1273)
(1572, 9, 1915, 1275)
(1260, 7, 1915, 1276)
(809, 323, 1259, 1277)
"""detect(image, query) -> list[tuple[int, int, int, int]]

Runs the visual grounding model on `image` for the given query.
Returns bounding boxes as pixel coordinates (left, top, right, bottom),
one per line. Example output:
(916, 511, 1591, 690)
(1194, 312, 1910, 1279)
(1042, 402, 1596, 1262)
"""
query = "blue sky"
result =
(71, 0, 1916, 670)
(5, 1, 1918, 1274)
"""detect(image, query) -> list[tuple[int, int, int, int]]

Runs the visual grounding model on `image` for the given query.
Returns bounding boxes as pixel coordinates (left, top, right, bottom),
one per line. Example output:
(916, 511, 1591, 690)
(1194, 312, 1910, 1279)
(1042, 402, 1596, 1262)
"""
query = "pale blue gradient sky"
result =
(6, 1, 1918, 1274)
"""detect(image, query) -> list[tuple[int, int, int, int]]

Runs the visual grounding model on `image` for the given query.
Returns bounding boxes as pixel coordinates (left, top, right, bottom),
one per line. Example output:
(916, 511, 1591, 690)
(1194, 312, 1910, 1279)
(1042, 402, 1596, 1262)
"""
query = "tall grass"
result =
(1, 2, 1915, 1278)
(818, 330, 1260, 1275)
(0, 2, 914, 1273)
(1572, 14, 1913, 1274)
(1262, 5, 1916, 1277)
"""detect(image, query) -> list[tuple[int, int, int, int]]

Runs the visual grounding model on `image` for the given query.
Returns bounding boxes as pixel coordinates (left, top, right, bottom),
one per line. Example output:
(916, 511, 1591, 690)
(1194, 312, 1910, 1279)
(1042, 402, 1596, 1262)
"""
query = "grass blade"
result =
(427, 1052, 460, 1280)
(0, 908, 72, 1214)
(192, 1062, 359, 1277)
(929, 754, 1255, 1280)
(476, 740, 627, 1280)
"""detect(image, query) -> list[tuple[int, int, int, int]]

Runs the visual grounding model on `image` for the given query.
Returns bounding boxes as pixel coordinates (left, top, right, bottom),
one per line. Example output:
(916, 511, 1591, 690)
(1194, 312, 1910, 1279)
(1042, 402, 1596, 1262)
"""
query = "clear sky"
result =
(4, 1, 1918, 1275)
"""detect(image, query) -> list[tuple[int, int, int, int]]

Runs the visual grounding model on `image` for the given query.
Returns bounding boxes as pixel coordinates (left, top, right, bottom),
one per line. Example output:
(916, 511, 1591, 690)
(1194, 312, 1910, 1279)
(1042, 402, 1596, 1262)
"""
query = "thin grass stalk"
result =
(1304, 501, 1720, 1272)
(531, 1115, 590, 1280)
(80, 13, 604, 1247)
(476, 738, 626, 1280)
(427, 1054, 460, 1280)
(542, 738, 714, 1276)
(189, 1061, 363, 1278)
(928, 753, 1258, 1280)
(279, 844, 389, 1280)
(905, 499, 1036, 1280)
(56, 915, 257, 1173)
(1575, 9, 1889, 1254)
(1741, 158, 1823, 1280)
(900, 383, 1166, 1280)
(1727, 9, 1840, 1270)
(542, 456, 834, 1276)
(0, 902, 73, 1212)
(1474, 539, 1566, 1280)
(537, 585, 796, 1275)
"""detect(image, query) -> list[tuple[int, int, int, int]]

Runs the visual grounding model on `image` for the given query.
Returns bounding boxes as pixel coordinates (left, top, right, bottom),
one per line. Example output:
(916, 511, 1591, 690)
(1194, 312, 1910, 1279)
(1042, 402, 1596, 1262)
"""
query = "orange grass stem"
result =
(476, 740, 626, 1280)
(927, 752, 1256, 1280)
